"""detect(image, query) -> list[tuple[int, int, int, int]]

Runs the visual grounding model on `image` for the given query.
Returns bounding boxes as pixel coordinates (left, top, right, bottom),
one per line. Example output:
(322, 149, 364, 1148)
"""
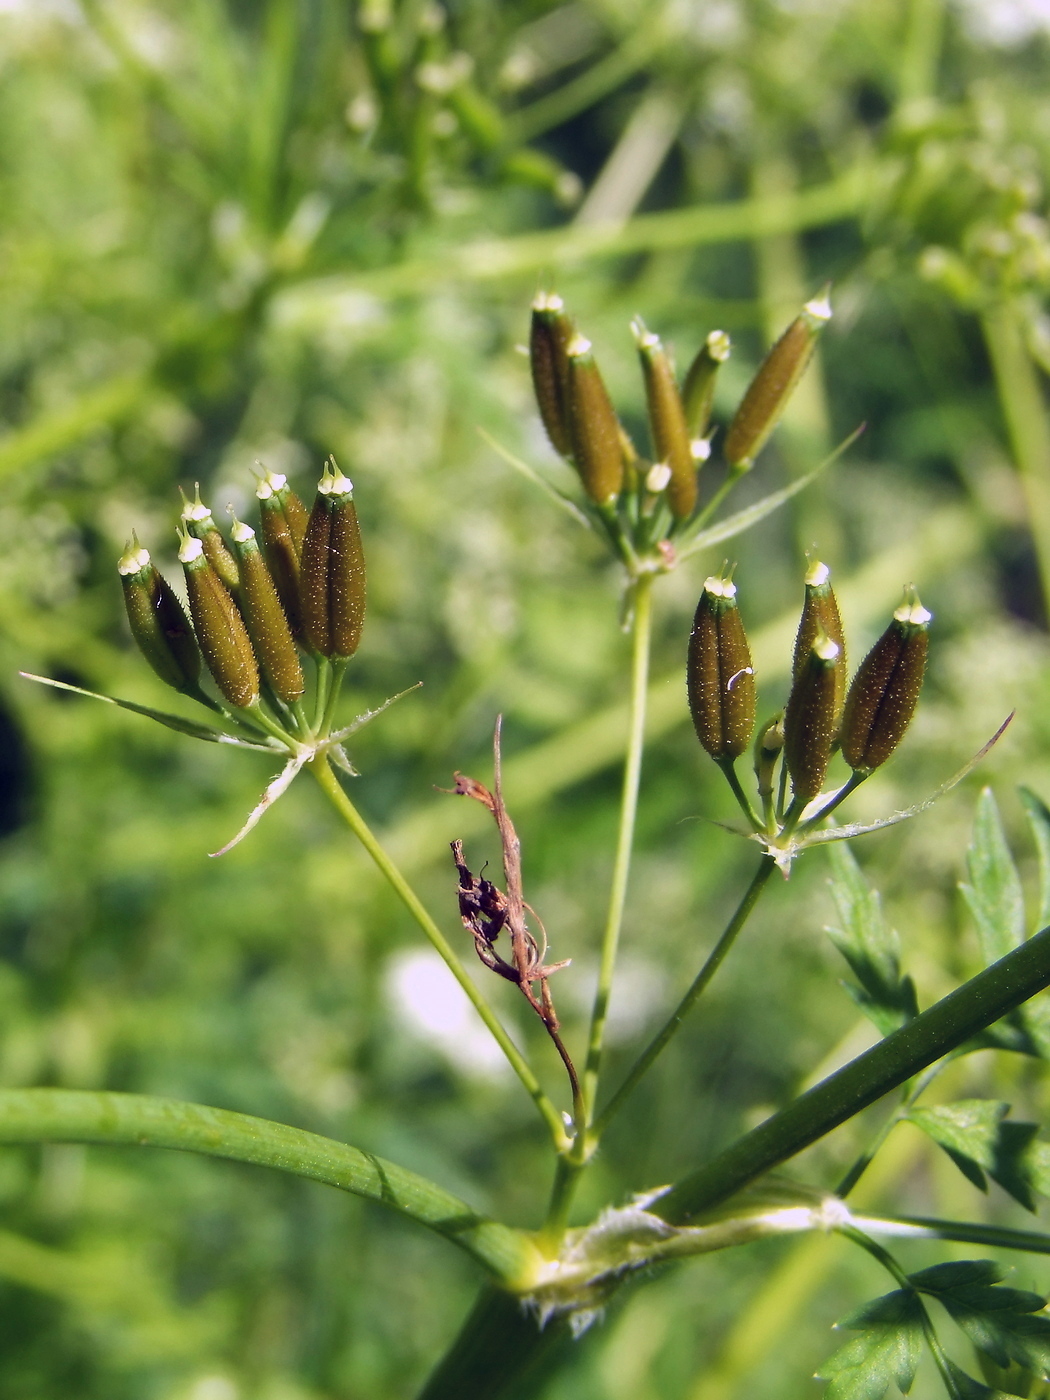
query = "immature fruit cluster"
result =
(526, 291, 831, 549)
(120, 461, 366, 715)
(688, 562, 931, 815)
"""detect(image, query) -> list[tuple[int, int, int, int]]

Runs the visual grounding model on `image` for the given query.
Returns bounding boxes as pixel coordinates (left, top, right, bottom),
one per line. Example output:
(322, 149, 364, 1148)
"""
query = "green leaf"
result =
(1019, 787, 1050, 933)
(961, 789, 1026, 966)
(818, 1290, 925, 1400)
(907, 1102, 1043, 1210)
(826, 843, 918, 1036)
(911, 1261, 1050, 1375)
(946, 1359, 1023, 1399)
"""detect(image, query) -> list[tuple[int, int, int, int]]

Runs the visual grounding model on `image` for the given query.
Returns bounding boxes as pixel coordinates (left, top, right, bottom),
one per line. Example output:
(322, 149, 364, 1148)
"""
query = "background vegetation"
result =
(3, 0, 1050, 1395)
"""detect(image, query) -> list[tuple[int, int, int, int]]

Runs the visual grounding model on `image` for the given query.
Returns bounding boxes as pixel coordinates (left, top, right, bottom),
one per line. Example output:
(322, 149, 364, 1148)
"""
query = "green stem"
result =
(321, 657, 348, 734)
(654, 923, 1050, 1224)
(797, 770, 866, 833)
(312, 655, 332, 732)
(308, 757, 570, 1152)
(718, 758, 764, 832)
(0, 1089, 541, 1287)
(416, 1285, 573, 1400)
(691, 472, 739, 534)
(580, 573, 654, 1134)
(835, 1060, 945, 1198)
(540, 1155, 581, 1252)
(858, 1213, 1050, 1255)
(593, 855, 776, 1138)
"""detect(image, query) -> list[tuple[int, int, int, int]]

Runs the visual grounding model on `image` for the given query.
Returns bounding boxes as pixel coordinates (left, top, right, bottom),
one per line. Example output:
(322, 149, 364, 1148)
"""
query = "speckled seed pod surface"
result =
(723, 294, 831, 471)
(258, 472, 306, 639)
(566, 335, 624, 506)
(687, 577, 756, 761)
(793, 560, 847, 721)
(634, 322, 697, 520)
(840, 597, 931, 774)
(229, 519, 305, 703)
(784, 633, 841, 800)
(681, 330, 730, 440)
(181, 485, 240, 592)
(179, 532, 259, 708)
(119, 544, 202, 693)
(299, 462, 366, 659)
(530, 292, 574, 458)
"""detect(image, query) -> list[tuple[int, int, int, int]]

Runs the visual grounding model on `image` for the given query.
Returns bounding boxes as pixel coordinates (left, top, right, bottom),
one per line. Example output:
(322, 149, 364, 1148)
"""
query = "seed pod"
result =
(529, 292, 574, 457)
(687, 575, 756, 761)
(181, 484, 240, 591)
(119, 541, 203, 694)
(784, 630, 841, 800)
(300, 458, 367, 658)
(840, 591, 931, 775)
(228, 514, 305, 703)
(723, 292, 832, 472)
(257, 469, 307, 638)
(753, 712, 784, 803)
(633, 320, 697, 520)
(793, 559, 847, 725)
(566, 334, 624, 506)
(681, 329, 730, 440)
(178, 527, 259, 708)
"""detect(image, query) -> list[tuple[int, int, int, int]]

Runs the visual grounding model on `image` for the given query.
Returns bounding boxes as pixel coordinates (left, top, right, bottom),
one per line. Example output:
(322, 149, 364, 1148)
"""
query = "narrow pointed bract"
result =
(687, 575, 756, 761)
(530, 292, 574, 457)
(724, 293, 832, 473)
(119, 542, 202, 694)
(840, 591, 931, 775)
(300, 459, 367, 658)
(229, 514, 305, 703)
(681, 329, 730, 440)
(566, 334, 624, 506)
(181, 483, 240, 591)
(634, 320, 697, 520)
(178, 527, 259, 708)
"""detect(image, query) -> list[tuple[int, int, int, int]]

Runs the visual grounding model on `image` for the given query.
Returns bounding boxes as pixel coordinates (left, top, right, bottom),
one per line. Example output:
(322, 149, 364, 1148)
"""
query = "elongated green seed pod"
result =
(229, 516, 305, 703)
(723, 293, 832, 472)
(178, 528, 259, 708)
(530, 292, 574, 457)
(784, 631, 841, 800)
(181, 484, 240, 591)
(119, 542, 202, 694)
(793, 559, 847, 724)
(753, 713, 784, 803)
(257, 470, 307, 638)
(634, 320, 697, 520)
(681, 329, 730, 439)
(300, 460, 367, 658)
(687, 576, 756, 761)
(840, 592, 931, 775)
(566, 334, 624, 506)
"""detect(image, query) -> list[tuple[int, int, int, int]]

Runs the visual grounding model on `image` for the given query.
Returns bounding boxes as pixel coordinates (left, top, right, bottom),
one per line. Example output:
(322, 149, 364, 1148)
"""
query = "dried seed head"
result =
(784, 629, 841, 800)
(723, 293, 832, 473)
(793, 558, 847, 725)
(687, 573, 756, 762)
(633, 319, 697, 520)
(530, 292, 574, 457)
(257, 469, 307, 639)
(180, 483, 240, 591)
(840, 588, 931, 775)
(177, 524, 259, 708)
(119, 540, 203, 694)
(228, 511, 305, 704)
(300, 458, 367, 658)
(681, 329, 731, 439)
(566, 334, 624, 506)
(753, 712, 785, 802)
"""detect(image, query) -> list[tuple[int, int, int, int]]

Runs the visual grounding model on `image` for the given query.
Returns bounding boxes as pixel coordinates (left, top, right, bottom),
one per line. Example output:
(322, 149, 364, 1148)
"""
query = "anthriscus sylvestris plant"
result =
(12, 292, 1050, 1400)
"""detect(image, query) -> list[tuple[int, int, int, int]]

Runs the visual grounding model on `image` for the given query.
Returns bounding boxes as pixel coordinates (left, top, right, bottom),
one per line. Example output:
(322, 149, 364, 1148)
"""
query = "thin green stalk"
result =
(540, 1155, 580, 1252)
(798, 771, 866, 833)
(718, 758, 764, 832)
(321, 657, 348, 733)
(580, 573, 654, 1134)
(593, 855, 776, 1138)
(691, 473, 739, 534)
(311, 655, 332, 732)
(654, 924, 1050, 1224)
(0, 1089, 541, 1287)
(308, 756, 570, 1152)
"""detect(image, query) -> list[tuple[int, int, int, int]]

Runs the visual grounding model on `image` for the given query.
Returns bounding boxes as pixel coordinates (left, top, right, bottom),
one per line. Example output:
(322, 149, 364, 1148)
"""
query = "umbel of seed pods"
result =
(527, 290, 829, 544)
(119, 460, 366, 732)
(687, 560, 930, 832)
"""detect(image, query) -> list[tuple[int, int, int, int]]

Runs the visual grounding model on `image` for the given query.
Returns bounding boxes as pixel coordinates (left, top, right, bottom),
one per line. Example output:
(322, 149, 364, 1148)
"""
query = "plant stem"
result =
(580, 573, 654, 1132)
(0, 1089, 541, 1286)
(308, 756, 570, 1152)
(593, 854, 777, 1138)
(718, 758, 764, 831)
(654, 926, 1050, 1225)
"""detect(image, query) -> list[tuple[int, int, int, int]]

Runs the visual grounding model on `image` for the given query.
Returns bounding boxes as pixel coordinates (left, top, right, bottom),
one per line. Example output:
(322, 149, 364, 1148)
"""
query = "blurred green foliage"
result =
(5, 0, 1050, 1396)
